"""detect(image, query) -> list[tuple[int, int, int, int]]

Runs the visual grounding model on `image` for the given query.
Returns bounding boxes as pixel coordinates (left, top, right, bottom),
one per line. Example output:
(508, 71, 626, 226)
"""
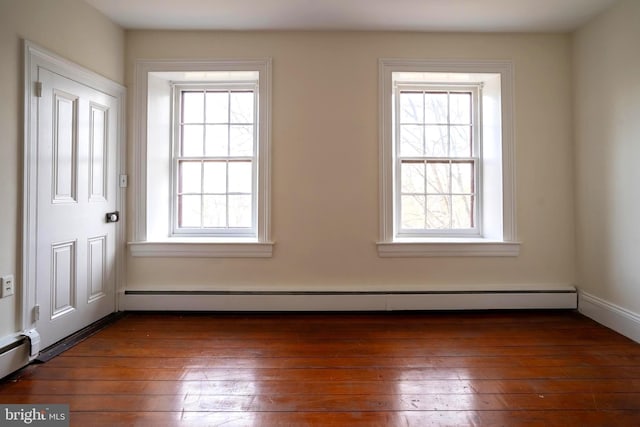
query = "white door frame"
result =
(22, 40, 126, 336)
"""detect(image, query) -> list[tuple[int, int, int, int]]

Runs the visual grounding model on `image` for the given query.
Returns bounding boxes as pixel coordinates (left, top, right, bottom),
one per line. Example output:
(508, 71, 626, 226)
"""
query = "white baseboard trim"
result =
(0, 336, 29, 379)
(123, 289, 577, 311)
(579, 291, 640, 343)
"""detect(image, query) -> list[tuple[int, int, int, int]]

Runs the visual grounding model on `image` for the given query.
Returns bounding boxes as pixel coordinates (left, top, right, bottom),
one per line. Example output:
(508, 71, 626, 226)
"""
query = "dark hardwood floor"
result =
(2, 310, 640, 426)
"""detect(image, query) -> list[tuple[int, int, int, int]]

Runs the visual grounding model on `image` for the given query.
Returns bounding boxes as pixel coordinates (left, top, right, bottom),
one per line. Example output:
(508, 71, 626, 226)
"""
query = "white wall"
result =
(574, 0, 640, 314)
(126, 31, 576, 292)
(0, 0, 124, 337)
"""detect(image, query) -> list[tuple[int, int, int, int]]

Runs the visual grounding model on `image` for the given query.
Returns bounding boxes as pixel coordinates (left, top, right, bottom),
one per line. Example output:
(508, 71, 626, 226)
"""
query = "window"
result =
(378, 59, 520, 257)
(396, 85, 480, 236)
(173, 85, 257, 236)
(130, 60, 272, 257)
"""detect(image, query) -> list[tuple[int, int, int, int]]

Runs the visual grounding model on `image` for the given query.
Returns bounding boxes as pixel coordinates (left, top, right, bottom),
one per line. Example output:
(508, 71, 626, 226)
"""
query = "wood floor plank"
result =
(64, 335, 632, 352)
(2, 311, 640, 426)
(19, 366, 640, 382)
(4, 392, 640, 411)
(60, 410, 640, 427)
(60, 343, 640, 359)
(42, 353, 640, 369)
(4, 378, 640, 396)
(95, 322, 611, 336)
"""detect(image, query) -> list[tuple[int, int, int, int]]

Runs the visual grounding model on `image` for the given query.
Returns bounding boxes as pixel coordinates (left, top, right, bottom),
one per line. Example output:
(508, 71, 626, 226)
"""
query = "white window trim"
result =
(129, 59, 273, 258)
(377, 59, 519, 257)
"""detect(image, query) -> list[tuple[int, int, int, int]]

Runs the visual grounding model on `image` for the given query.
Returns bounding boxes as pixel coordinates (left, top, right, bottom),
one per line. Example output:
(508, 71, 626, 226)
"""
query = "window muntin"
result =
(173, 84, 258, 236)
(395, 85, 481, 237)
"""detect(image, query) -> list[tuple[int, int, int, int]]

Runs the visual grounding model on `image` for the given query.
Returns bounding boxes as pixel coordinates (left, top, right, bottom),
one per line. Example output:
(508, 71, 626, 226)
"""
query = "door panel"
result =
(36, 68, 117, 349)
(89, 104, 108, 201)
(52, 91, 78, 203)
(50, 240, 76, 319)
(87, 236, 107, 302)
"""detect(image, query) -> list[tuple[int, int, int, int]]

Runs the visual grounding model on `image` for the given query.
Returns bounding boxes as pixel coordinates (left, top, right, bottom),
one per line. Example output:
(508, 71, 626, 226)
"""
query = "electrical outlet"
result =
(1, 275, 14, 298)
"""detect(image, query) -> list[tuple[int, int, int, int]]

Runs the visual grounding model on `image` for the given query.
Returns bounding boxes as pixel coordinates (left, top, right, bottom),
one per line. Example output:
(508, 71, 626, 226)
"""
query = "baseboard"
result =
(579, 291, 640, 343)
(0, 336, 30, 380)
(123, 288, 577, 311)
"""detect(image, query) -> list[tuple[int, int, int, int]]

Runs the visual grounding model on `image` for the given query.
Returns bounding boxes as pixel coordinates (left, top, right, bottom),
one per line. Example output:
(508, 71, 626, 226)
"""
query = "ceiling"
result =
(84, 0, 617, 32)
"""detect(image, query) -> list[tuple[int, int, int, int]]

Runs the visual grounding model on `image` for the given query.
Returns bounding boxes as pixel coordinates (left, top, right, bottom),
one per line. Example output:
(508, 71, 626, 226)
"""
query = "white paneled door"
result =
(35, 68, 118, 349)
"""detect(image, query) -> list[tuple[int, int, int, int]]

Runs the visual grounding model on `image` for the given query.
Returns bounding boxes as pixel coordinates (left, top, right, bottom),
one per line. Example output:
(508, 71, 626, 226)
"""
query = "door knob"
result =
(106, 211, 120, 223)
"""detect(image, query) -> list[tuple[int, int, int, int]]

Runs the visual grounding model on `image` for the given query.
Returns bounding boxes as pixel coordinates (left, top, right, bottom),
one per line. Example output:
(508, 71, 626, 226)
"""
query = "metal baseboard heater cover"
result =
(0, 338, 29, 380)
(123, 288, 578, 311)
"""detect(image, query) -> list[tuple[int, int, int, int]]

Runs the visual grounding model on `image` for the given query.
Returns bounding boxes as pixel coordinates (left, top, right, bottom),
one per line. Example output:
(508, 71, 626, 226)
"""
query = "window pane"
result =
(452, 195, 474, 229)
(205, 125, 228, 156)
(401, 162, 425, 194)
(399, 92, 423, 124)
(451, 162, 474, 194)
(426, 195, 450, 229)
(202, 195, 226, 227)
(228, 161, 252, 193)
(228, 195, 252, 227)
(391, 80, 482, 236)
(424, 125, 448, 157)
(450, 93, 471, 125)
(230, 91, 254, 124)
(426, 162, 450, 194)
(182, 125, 204, 157)
(203, 161, 226, 194)
(450, 125, 472, 157)
(401, 195, 425, 229)
(206, 92, 229, 123)
(179, 161, 201, 193)
(424, 92, 448, 124)
(399, 125, 423, 156)
(178, 195, 201, 227)
(229, 125, 254, 156)
(182, 92, 204, 123)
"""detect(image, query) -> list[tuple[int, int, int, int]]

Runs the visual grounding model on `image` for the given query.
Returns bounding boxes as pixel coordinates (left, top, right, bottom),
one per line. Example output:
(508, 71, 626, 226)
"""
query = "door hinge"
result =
(33, 304, 40, 321)
(34, 81, 42, 98)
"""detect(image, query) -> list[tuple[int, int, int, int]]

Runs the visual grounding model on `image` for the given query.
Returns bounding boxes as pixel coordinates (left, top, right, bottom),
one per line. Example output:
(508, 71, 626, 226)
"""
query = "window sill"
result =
(128, 240, 274, 258)
(377, 239, 521, 257)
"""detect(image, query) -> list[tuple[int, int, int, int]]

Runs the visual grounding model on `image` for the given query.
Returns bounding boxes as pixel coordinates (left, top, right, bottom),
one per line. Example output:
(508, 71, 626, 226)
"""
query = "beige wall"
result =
(573, 0, 640, 313)
(126, 31, 576, 291)
(0, 0, 124, 337)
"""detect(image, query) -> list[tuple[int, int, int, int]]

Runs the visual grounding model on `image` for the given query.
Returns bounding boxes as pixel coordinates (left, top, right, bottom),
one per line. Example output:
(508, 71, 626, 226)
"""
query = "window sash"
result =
(394, 84, 482, 237)
(171, 83, 258, 237)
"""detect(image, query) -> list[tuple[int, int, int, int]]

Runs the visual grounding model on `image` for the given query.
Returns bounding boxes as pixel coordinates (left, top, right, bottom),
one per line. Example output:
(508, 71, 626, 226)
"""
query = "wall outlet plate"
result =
(1, 275, 15, 298)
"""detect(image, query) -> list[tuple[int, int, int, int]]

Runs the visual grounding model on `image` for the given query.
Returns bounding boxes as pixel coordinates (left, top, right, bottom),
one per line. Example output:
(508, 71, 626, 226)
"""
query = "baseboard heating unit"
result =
(0, 335, 30, 380)
(122, 287, 578, 311)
